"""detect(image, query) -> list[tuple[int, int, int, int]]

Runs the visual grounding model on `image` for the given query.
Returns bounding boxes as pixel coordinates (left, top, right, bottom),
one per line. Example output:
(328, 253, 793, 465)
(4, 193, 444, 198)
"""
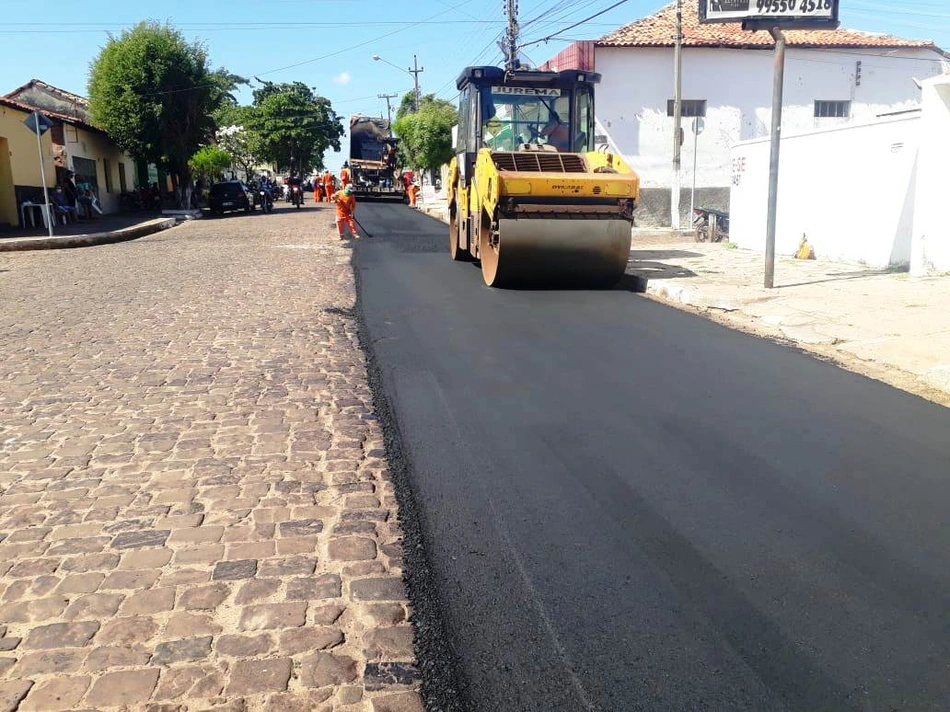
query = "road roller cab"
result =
(447, 66, 640, 287)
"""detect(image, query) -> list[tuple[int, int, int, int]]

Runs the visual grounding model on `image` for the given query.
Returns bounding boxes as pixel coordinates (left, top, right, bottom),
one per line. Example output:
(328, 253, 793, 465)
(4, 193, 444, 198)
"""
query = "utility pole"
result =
(504, 0, 520, 70)
(671, 0, 683, 230)
(764, 28, 787, 289)
(409, 56, 424, 112)
(378, 93, 398, 130)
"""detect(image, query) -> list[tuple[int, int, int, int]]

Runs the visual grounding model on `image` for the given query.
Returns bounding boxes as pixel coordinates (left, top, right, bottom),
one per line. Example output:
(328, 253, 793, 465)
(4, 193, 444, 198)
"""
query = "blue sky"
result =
(2, 0, 947, 171)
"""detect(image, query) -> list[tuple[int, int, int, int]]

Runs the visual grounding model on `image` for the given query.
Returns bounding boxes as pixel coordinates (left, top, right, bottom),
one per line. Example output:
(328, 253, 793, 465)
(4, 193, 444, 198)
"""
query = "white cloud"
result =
(333, 72, 352, 85)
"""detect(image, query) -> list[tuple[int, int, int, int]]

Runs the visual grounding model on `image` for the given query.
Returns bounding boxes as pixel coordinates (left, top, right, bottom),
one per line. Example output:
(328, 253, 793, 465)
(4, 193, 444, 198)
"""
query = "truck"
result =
(348, 115, 403, 200)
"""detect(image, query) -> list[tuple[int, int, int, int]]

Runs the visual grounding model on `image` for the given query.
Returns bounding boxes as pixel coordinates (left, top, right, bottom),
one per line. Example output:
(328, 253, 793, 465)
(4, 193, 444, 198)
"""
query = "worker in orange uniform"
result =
(331, 184, 360, 239)
(313, 180, 323, 203)
(340, 161, 351, 188)
(407, 180, 420, 208)
(322, 170, 334, 203)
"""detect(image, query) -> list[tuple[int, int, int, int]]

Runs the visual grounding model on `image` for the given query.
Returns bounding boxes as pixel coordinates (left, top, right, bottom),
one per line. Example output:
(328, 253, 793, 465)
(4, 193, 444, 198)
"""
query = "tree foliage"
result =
(88, 21, 240, 207)
(247, 81, 343, 175)
(215, 105, 261, 180)
(393, 96, 458, 171)
(189, 145, 232, 181)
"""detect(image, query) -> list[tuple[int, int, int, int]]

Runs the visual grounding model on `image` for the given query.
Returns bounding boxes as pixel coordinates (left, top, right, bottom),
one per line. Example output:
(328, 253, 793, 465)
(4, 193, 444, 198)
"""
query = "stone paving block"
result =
(350, 578, 406, 602)
(279, 627, 344, 655)
(371, 691, 426, 712)
(14, 650, 86, 676)
(86, 668, 160, 707)
(119, 548, 173, 569)
(225, 658, 293, 695)
(212, 559, 257, 581)
(287, 574, 341, 601)
(101, 569, 162, 590)
(329, 537, 378, 561)
(84, 645, 151, 671)
(24, 621, 99, 649)
(63, 592, 124, 619)
(258, 556, 317, 577)
(179, 583, 230, 611)
(111, 530, 171, 549)
(362, 626, 415, 661)
(364, 662, 421, 691)
(298, 652, 358, 688)
(174, 544, 225, 565)
(215, 633, 273, 657)
(165, 613, 222, 638)
(122, 588, 176, 615)
(0, 681, 33, 712)
(20, 675, 89, 711)
(55, 572, 105, 594)
(239, 603, 308, 631)
(152, 637, 214, 665)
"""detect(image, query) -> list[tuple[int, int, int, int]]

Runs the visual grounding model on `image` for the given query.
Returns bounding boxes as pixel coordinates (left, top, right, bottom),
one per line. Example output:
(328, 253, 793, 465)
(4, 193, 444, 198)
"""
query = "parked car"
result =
(208, 180, 253, 215)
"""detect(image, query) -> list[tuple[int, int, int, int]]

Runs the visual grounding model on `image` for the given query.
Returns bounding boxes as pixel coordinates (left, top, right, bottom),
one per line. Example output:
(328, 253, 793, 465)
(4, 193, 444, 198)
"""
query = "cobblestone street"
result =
(0, 206, 421, 711)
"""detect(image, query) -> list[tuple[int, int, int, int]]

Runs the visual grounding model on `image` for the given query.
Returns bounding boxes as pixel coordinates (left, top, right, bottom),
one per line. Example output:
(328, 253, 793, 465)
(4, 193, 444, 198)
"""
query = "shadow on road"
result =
(625, 249, 699, 291)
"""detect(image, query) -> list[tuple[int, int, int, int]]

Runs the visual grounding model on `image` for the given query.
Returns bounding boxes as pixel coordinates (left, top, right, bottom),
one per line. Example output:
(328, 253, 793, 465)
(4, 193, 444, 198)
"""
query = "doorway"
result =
(0, 137, 16, 228)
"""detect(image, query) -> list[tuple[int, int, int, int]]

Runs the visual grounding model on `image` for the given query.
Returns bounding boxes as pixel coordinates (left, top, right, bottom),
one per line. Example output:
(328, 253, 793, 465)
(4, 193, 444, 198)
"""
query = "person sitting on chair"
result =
(52, 185, 78, 224)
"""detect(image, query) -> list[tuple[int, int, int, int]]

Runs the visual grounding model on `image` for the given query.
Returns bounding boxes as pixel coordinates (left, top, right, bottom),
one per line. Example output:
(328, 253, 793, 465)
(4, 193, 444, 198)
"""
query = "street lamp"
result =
(372, 54, 423, 112)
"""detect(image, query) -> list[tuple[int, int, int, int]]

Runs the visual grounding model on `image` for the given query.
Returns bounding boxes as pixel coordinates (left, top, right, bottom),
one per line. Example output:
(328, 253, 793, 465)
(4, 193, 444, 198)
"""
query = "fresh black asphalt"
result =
(351, 201, 950, 712)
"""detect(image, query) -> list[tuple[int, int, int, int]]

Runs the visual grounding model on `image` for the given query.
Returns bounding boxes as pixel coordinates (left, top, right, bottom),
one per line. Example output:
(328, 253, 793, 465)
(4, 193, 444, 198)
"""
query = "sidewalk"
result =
(629, 242, 950, 406)
(0, 214, 176, 252)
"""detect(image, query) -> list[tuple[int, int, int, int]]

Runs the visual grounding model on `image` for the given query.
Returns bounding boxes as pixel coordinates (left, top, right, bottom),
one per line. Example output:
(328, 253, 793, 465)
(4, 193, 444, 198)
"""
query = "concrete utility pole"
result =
(764, 27, 787, 289)
(504, 0, 520, 70)
(378, 93, 398, 129)
(409, 56, 424, 112)
(671, 0, 683, 230)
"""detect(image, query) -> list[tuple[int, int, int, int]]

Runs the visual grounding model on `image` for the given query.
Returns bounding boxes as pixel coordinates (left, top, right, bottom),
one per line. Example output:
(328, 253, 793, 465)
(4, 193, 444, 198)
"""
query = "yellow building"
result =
(0, 80, 136, 229)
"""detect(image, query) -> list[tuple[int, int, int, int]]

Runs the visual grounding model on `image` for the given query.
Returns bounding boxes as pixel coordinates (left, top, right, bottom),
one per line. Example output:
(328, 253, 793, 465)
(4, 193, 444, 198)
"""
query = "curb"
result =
(642, 280, 744, 312)
(0, 217, 177, 252)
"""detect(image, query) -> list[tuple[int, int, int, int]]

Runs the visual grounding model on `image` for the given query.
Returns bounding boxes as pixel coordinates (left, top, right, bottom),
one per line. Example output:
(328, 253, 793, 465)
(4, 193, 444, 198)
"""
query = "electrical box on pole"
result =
(698, 0, 840, 288)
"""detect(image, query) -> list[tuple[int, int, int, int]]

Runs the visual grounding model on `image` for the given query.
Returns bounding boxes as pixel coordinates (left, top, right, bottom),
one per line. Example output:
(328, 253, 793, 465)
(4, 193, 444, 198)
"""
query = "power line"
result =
(518, 0, 630, 50)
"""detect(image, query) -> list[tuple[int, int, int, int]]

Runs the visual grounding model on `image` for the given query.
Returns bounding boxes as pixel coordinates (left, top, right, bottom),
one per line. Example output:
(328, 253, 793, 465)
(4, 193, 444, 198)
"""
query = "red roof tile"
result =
(598, 2, 946, 52)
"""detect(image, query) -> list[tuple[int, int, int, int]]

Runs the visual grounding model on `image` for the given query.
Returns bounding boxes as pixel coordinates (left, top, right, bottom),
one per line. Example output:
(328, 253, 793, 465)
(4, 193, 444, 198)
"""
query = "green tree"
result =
(188, 145, 232, 183)
(249, 81, 343, 175)
(88, 21, 236, 208)
(393, 98, 458, 171)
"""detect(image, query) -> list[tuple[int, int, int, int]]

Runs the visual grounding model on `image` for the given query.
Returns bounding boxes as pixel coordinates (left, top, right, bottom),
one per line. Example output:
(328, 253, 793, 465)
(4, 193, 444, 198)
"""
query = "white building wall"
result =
(595, 45, 947, 191)
(729, 116, 920, 267)
(911, 75, 950, 275)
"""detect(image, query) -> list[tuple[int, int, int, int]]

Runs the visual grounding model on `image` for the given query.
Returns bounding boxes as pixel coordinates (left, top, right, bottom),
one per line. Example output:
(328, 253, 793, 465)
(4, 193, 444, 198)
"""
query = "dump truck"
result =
(349, 115, 403, 200)
(446, 66, 640, 287)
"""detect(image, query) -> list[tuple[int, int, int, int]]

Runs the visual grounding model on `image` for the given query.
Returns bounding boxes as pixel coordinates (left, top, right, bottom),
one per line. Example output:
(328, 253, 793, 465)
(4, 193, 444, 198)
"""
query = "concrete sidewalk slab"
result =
(0, 217, 177, 252)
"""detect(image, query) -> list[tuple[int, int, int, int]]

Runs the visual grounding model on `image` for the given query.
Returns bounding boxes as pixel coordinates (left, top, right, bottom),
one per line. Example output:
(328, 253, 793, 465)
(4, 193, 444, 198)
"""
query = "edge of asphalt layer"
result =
(348, 241, 470, 712)
(0, 217, 178, 252)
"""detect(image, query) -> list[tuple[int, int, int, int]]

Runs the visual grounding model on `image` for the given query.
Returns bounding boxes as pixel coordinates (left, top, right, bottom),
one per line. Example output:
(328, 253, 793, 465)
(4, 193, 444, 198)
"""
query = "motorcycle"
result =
(290, 183, 303, 209)
(693, 207, 729, 243)
(258, 185, 274, 214)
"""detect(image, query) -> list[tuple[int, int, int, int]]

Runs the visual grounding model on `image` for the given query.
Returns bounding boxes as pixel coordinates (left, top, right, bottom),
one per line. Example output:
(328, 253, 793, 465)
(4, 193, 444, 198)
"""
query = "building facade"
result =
(0, 80, 136, 229)
(542, 3, 949, 226)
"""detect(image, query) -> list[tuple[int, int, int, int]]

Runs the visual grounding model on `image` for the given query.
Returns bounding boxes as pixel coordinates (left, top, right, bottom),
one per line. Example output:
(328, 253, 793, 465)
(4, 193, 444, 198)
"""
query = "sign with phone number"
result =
(700, 0, 838, 23)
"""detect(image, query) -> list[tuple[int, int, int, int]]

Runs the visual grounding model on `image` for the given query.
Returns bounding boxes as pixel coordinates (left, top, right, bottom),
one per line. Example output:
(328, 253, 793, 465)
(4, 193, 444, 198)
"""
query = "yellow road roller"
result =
(446, 66, 640, 287)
